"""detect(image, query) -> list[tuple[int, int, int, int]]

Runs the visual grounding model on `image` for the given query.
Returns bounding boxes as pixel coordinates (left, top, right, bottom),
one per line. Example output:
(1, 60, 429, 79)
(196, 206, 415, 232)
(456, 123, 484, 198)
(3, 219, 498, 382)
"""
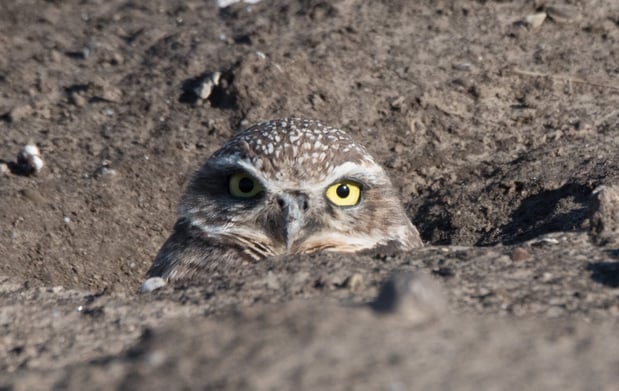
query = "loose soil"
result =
(1, 0, 618, 389)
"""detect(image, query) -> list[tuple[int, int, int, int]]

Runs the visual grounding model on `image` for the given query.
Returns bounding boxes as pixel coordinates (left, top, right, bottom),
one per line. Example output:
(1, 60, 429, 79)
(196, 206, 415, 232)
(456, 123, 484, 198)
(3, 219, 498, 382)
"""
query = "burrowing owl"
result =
(146, 118, 422, 280)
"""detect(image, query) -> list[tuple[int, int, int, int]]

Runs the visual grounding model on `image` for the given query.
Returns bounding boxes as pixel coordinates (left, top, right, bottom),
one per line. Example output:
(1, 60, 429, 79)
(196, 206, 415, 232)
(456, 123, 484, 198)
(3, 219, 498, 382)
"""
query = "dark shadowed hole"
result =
(587, 261, 619, 288)
(494, 183, 592, 245)
(411, 183, 593, 246)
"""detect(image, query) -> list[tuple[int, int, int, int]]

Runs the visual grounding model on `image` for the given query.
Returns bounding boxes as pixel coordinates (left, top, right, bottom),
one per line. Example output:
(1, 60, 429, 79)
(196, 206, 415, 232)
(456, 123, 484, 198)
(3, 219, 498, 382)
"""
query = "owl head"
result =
(178, 118, 422, 262)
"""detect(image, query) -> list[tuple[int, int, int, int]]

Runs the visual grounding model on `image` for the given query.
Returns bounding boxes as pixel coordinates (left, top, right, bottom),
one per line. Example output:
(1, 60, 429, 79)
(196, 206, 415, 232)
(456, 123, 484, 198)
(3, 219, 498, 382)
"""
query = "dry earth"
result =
(1, 0, 619, 389)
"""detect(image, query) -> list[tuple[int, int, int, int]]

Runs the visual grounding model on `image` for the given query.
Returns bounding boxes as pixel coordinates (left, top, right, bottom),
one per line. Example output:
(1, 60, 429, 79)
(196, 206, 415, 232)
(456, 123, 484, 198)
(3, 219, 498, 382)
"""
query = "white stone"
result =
(140, 277, 167, 293)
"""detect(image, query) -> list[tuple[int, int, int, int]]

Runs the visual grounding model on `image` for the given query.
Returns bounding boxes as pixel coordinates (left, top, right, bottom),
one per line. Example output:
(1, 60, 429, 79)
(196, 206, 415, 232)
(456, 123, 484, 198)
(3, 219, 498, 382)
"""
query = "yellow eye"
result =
(325, 181, 362, 207)
(229, 173, 263, 198)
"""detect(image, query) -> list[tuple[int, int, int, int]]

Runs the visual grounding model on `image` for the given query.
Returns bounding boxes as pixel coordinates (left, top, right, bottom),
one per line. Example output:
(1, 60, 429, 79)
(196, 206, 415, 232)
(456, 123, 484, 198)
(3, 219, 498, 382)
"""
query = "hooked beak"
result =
(276, 192, 309, 250)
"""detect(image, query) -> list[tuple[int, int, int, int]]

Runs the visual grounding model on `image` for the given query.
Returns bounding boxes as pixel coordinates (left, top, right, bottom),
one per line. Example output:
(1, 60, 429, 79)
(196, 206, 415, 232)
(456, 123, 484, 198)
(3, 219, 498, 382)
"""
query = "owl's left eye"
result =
(325, 181, 362, 207)
(229, 173, 263, 198)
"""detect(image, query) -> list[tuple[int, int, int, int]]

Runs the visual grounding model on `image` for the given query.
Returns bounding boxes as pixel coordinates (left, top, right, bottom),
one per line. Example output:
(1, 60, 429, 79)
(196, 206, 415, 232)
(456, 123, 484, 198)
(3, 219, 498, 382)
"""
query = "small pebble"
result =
(101, 86, 123, 103)
(510, 247, 531, 262)
(20, 189, 47, 205)
(370, 271, 446, 322)
(69, 92, 87, 107)
(390, 96, 406, 110)
(94, 165, 117, 179)
(140, 277, 167, 293)
(109, 51, 124, 65)
(193, 72, 221, 100)
(80, 47, 91, 59)
(0, 163, 10, 175)
(16, 144, 44, 175)
(530, 237, 559, 247)
(589, 185, 619, 245)
(217, 0, 261, 7)
(8, 104, 32, 122)
(346, 273, 364, 292)
(452, 62, 472, 71)
(524, 12, 547, 28)
(264, 272, 281, 290)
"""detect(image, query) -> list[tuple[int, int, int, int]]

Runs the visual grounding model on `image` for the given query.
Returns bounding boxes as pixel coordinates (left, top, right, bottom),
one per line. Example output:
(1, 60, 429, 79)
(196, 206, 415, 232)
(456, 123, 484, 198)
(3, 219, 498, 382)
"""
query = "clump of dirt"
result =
(1, 0, 618, 389)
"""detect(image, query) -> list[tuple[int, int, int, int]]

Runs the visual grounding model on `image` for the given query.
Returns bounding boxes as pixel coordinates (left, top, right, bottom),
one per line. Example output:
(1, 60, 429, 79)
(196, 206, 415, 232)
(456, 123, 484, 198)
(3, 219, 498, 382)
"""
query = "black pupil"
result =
(238, 177, 254, 193)
(336, 184, 350, 198)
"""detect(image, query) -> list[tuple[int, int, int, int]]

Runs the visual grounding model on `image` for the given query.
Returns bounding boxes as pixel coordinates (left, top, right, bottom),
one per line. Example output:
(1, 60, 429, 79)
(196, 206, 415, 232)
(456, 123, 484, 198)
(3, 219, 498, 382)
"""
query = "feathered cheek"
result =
(323, 207, 362, 231)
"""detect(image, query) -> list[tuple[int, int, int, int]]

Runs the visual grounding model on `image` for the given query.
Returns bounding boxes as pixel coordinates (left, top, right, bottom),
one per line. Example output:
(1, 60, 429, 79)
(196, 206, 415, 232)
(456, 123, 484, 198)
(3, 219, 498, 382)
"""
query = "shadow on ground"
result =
(499, 183, 592, 245)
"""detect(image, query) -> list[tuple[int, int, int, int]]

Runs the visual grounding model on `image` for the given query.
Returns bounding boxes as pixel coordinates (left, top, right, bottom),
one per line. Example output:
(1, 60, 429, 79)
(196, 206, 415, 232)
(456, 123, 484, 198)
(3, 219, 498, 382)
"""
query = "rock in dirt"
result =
(345, 273, 364, 292)
(8, 104, 33, 122)
(88, 78, 123, 103)
(217, 0, 261, 8)
(93, 162, 118, 180)
(69, 92, 87, 107)
(524, 12, 547, 29)
(20, 189, 47, 205)
(140, 277, 167, 293)
(370, 271, 446, 322)
(589, 185, 619, 245)
(193, 72, 221, 100)
(0, 163, 9, 176)
(510, 246, 531, 262)
(16, 144, 44, 175)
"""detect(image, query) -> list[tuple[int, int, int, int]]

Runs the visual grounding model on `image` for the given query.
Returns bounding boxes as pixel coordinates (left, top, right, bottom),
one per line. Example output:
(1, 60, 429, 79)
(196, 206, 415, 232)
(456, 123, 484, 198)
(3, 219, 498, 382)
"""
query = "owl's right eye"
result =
(228, 173, 263, 198)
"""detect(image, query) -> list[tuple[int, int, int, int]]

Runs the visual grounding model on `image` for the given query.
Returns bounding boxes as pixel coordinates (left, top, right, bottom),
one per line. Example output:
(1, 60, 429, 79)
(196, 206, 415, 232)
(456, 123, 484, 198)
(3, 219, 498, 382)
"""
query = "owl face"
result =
(179, 118, 421, 261)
